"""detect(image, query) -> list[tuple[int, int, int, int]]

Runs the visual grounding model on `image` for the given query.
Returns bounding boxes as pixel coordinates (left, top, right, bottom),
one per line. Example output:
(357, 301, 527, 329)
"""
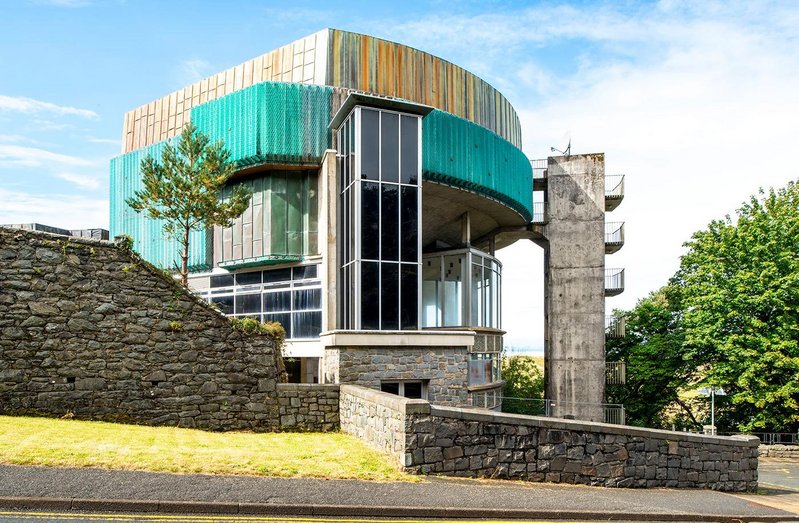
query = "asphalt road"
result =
(760, 459, 799, 491)
(1, 464, 796, 522)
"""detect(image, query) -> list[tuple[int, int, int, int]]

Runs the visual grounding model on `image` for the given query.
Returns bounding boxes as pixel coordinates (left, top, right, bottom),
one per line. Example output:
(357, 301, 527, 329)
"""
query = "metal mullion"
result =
(377, 109, 383, 330)
(438, 255, 444, 327)
(416, 116, 422, 331)
(354, 107, 362, 330)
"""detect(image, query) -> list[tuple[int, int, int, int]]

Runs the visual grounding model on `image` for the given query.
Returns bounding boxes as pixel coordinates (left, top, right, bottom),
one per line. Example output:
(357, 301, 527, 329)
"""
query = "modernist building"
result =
(110, 29, 624, 418)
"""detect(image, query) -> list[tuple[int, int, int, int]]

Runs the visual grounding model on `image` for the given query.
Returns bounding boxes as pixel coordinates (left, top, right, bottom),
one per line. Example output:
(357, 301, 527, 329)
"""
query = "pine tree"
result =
(127, 123, 250, 286)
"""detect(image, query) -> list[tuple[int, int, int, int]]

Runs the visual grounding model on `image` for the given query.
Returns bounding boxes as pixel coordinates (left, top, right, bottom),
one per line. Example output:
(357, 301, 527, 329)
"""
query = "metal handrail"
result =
(605, 175, 625, 198)
(606, 361, 626, 384)
(499, 397, 626, 425)
(531, 158, 547, 180)
(605, 315, 626, 337)
(532, 201, 548, 224)
(605, 222, 624, 244)
(605, 268, 625, 292)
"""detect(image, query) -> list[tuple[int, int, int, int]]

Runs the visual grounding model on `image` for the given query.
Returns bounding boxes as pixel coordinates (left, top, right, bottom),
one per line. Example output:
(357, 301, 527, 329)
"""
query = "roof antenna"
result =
(551, 138, 571, 157)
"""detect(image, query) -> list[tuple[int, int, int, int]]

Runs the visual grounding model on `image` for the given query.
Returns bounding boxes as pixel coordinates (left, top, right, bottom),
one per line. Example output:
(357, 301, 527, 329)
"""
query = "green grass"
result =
(0, 416, 413, 481)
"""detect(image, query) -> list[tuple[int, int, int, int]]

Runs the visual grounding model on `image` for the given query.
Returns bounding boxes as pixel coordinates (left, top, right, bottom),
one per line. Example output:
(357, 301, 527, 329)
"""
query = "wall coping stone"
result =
(340, 385, 430, 415)
(320, 330, 475, 347)
(429, 405, 760, 447)
(277, 383, 340, 391)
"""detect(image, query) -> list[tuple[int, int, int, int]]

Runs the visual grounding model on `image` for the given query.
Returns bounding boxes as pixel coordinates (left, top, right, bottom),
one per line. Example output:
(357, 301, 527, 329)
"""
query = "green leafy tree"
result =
(605, 288, 700, 429)
(672, 182, 799, 432)
(501, 356, 545, 415)
(127, 124, 250, 286)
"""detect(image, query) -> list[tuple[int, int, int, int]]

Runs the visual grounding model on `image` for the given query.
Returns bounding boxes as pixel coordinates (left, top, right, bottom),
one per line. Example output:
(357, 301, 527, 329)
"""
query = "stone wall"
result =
(339, 384, 424, 457)
(325, 345, 469, 406)
(760, 445, 799, 458)
(0, 228, 282, 431)
(277, 383, 339, 431)
(339, 384, 759, 492)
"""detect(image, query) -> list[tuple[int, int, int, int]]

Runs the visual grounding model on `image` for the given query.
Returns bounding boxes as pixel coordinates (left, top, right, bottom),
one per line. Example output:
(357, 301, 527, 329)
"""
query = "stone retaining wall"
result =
(760, 444, 799, 458)
(339, 384, 426, 457)
(0, 228, 282, 431)
(339, 384, 759, 491)
(277, 383, 339, 431)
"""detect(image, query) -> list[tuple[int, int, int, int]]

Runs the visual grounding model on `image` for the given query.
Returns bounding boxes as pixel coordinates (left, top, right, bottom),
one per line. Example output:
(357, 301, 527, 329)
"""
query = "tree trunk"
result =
(180, 221, 190, 287)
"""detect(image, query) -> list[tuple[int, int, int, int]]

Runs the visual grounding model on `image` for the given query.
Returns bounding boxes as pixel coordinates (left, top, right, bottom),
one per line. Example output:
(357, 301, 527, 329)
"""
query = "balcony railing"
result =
(605, 314, 626, 338)
(531, 158, 547, 180)
(499, 397, 626, 425)
(605, 222, 625, 242)
(532, 201, 548, 224)
(605, 268, 625, 296)
(606, 361, 626, 385)
(605, 174, 625, 211)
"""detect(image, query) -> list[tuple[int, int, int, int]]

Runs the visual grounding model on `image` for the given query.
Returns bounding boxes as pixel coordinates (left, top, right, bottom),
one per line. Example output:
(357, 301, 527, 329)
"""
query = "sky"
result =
(1, 0, 798, 352)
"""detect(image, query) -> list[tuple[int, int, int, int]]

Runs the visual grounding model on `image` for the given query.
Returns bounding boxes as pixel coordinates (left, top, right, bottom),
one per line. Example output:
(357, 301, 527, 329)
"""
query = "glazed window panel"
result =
(380, 112, 399, 183)
(421, 248, 501, 329)
(360, 109, 379, 180)
(201, 264, 322, 340)
(337, 106, 422, 331)
(381, 184, 399, 261)
(400, 264, 418, 330)
(264, 290, 291, 312)
(381, 263, 399, 330)
(400, 115, 418, 185)
(211, 295, 233, 315)
(400, 186, 418, 262)
(361, 181, 379, 260)
(235, 293, 262, 314)
(361, 261, 380, 330)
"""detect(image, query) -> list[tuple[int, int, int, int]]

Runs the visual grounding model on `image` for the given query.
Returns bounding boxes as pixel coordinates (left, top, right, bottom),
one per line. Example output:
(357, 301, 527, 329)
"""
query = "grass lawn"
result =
(0, 415, 412, 481)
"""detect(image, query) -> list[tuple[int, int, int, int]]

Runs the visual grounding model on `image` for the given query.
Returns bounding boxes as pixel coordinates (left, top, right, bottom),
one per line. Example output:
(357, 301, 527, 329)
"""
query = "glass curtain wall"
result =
(421, 248, 502, 329)
(201, 264, 322, 339)
(336, 106, 422, 330)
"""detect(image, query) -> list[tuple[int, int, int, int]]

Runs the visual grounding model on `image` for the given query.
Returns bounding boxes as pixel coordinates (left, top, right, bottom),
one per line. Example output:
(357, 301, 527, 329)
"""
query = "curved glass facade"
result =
(421, 247, 502, 329)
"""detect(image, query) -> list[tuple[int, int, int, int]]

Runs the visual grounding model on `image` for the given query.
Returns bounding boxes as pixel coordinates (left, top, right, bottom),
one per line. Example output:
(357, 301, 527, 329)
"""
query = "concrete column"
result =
(541, 153, 606, 422)
(319, 150, 337, 334)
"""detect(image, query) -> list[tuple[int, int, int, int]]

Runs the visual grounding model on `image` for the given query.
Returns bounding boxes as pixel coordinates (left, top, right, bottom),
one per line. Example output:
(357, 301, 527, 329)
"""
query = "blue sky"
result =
(2, 0, 798, 351)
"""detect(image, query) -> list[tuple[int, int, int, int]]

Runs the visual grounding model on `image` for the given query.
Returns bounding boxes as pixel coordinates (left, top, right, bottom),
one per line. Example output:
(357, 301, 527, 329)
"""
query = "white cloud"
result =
(0, 188, 108, 230)
(0, 95, 98, 119)
(87, 137, 121, 145)
(391, 1, 799, 349)
(177, 59, 213, 85)
(55, 172, 101, 190)
(0, 134, 40, 145)
(0, 145, 95, 169)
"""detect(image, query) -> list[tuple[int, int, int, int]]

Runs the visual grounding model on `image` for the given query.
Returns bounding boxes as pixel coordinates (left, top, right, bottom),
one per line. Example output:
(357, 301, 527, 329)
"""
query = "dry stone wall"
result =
(339, 384, 759, 492)
(277, 383, 339, 431)
(0, 228, 281, 431)
(326, 346, 468, 405)
(759, 445, 799, 458)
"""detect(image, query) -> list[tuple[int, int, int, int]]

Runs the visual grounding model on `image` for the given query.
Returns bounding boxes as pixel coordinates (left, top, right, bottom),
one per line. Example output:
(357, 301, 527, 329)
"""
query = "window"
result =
(336, 106, 422, 331)
(380, 380, 427, 399)
(202, 265, 322, 339)
(469, 353, 501, 386)
(421, 248, 502, 329)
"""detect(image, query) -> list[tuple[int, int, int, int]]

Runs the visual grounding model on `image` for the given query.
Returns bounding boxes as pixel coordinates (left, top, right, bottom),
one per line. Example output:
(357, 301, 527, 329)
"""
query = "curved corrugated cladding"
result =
(109, 140, 212, 271)
(111, 82, 531, 270)
(327, 29, 522, 148)
(190, 82, 333, 166)
(422, 110, 532, 221)
(120, 29, 523, 153)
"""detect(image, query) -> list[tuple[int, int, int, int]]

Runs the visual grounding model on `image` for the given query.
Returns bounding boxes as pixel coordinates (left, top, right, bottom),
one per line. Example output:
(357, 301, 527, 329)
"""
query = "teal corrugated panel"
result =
(108, 139, 211, 271)
(191, 81, 332, 168)
(421, 109, 532, 221)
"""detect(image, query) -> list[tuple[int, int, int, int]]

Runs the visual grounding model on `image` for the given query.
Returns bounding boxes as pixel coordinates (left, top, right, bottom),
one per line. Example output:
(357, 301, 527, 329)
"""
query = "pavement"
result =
(1, 461, 798, 522)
